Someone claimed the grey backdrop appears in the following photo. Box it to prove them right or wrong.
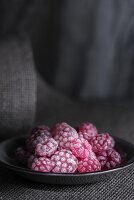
[31,0,134,99]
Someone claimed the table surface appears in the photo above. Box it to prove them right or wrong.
[0,165,133,200]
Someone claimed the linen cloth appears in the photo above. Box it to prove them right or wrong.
[0,35,36,138]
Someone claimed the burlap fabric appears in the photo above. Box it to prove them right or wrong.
[0,35,36,138]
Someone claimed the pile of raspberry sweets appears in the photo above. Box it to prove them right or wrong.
[16,122,122,173]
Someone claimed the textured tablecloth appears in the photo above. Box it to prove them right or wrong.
[0,78,134,200]
[0,164,133,200]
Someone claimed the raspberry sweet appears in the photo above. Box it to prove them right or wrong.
[70,138,92,159]
[35,138,58,157]
[31,125,50,135]
[78,122,98,140]
[78,157,101,173]
[89,133,115,153]
[15,121,122,173]
[31,157,52,172]
[25,129,51,153]
[16,147,31,165]
[51,150,78,173]
[96,149,121,170]
[109,135,115,148]
[51,122,70,136]
[54,124,78,150]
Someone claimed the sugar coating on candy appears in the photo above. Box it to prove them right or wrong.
[15,122,122,174]
[78,157,101,173]
[51,150,78,173]
[70,138,92,159]
[96,148,121,170]
[89,133,115,153]
[25,130,51,153]
[31,157,52,172]
[78,122,98,141]
[51,122,70,137]
[109,135,115,148]
[31,125,50,135]
[31,129,51,139]
[54,124,78,150]
[35,138,58,157]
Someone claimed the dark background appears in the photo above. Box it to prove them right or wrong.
[1,0,134,100]
[31,0,134,100]
[0,0,134,139]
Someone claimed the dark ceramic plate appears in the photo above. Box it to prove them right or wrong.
[0,136,134,185]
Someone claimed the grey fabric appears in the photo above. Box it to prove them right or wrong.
[0,0,38,36]
[0,35,36,138]
[32,0,134,99]
[0,0,38,138]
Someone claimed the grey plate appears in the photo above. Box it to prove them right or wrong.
[0,136,134,185]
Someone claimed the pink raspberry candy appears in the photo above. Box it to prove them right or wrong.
[54,123,78,150]
[16,147,31,165]
[96,149,121,170]
[70,138,92,159]
[31,125,50,135]
[51,122,70,137]
[31,157,52,172]
[79,122,98,140]
[51,150,78,173]
[89,133,115,153]
[78,157,101,173]
[25,129,51,153]
[109,136,115,148]
[35,138,58,157]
